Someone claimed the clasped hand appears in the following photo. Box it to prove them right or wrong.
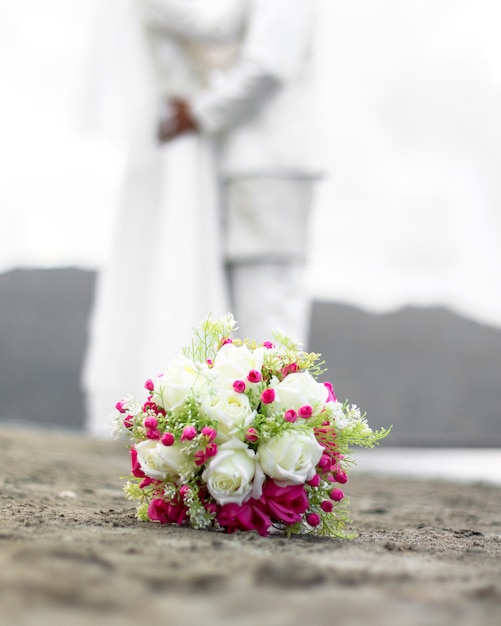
[157,98,198,143]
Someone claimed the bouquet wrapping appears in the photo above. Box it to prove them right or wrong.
[114,315,390,537]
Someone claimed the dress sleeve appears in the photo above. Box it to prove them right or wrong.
[140,0,245,44]
[142,0,316,135]
[192,0,315,135]
[191,60,280,135]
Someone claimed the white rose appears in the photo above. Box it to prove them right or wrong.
[202,439,263,506]
[135,439,185,481]
[257,430,323,485]
[273,372,329,413]
[212,343,266,382]
[153,356,209,412]
[201,390,255,443]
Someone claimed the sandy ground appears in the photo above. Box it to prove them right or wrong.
[1,427,500,626]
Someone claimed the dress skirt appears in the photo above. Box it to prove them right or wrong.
[82,133,228,437]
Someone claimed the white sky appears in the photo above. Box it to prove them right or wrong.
[1,0,501,328]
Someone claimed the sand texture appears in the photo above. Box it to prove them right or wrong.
[1,427,500,626]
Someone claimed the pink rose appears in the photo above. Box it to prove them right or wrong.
[260,480,309,525]
[115,400,126,414]
[130,447,145,478]
[217,501,271,537]
[144,379,155,392]
[139,477,157,489]
[148,498,188,526]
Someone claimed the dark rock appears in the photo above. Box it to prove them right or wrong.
[1,268,501,446]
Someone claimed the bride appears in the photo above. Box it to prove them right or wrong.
[82,0,232,437]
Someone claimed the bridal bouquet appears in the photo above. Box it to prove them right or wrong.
[114,315,390,537]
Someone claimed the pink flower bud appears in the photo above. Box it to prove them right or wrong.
[205,442,218,457]
[123,415,134,429]
[306,513,321,527]
[181,425,197,441]
[247,369,262,383]
[147,428,161,440]
[115,400,126,414]
[329,488,344,502]
[201,426,217,441]
[284,409,298,423]
[207,359,213,367]
[320,500,333,512]
[333,469,348,484]
[205,502,218,515]
[194,450,207,466]
[233,379,246,393]
[306,474,320,487]
[179,485,191,498]
[261,388,275,404]
[298,405,313,419]
[324,381,337,402]
[144,379,155,392]
[220,337,233,346]
[281,362,299,377]
[144,416,158,429]
[318,453,331,472]
[161,432,175,446]
[262,341,274,349]
[245,428,259,443]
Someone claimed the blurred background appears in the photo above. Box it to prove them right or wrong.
[1,1,500,464]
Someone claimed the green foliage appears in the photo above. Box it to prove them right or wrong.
[182,313,237,363]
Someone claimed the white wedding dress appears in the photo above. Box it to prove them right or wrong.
[82,0,228,437]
